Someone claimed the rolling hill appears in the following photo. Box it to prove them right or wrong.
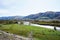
[0,16,24,20]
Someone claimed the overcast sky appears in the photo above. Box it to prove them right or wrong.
[0,0,60,17]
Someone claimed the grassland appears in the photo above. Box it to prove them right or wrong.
[0,24,60,40]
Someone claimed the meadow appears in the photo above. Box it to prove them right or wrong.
[0,24,60,40]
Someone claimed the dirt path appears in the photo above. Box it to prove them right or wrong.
[0,30,30,40]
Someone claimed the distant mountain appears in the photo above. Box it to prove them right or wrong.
[0,11,60,21]
[0,16,24,20]
[23,11,60,21]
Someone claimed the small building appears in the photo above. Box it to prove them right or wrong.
[18,22,21,24]
[23,21,30,25]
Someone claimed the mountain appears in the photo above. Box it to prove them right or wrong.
[23,11,60,21]
[0,16,24,20]
[0,11,60,21]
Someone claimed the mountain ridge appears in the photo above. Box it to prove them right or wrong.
[23,11,60,21]
[0,11,60,21]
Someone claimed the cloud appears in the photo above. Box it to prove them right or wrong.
[0,0,60,17]
[0,9,9,13]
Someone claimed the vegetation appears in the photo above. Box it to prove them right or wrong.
[0,24,60,40]
[0,20,17,24]
[31,20,60,27]
[0,24,3,27]
[0,20,60,26]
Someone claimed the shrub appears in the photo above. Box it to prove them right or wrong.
[0,24,3,27]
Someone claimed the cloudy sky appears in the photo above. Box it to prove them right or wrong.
[0,0,60,17]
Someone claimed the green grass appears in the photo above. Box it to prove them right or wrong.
[0,24,60,40]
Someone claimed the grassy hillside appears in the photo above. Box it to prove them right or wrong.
[0,24,60,40]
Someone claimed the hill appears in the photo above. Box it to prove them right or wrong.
[23,11,60,21]
[0,16,24,20]
[0,11,60,21]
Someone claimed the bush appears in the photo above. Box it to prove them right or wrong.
[0,24,3,27]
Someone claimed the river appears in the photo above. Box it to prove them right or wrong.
[30,23,60,31]
[23,22,60,31]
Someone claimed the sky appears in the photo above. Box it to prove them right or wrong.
[0,0,60,17]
